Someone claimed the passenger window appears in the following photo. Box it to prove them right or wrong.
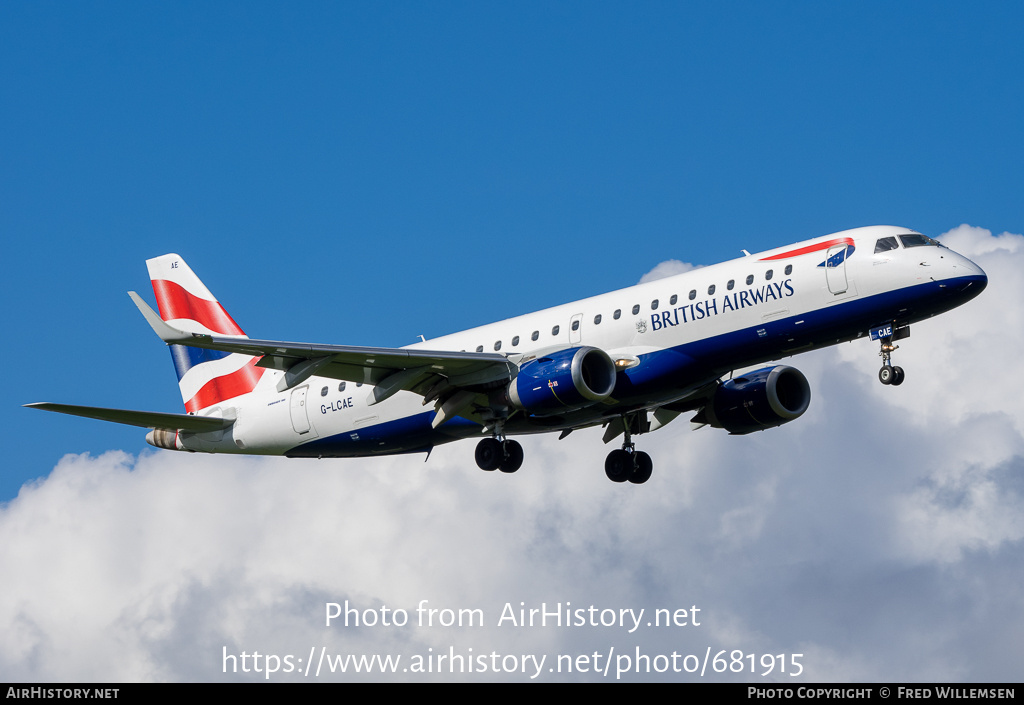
[594,314,602,325]
[476,345,483,352]
[552,325,560,336]
[512,336,519,346]
[727,280,734,290]
[531,331,539,341]
[651,299,659,310]
[571,320,579,331]
[784,264,792,275]
[746,275,754,285]
[338,382,346,392]
[875,236,899,253]
[670,294,678,305]
[765,270,773,281]
[708,284,716,296]
[321,386,328,397]
[688,290,696,300]
[494,341,501,351]
[613,309,621,320]
[632,304,640,315]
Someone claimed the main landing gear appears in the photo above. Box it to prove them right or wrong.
[604,424,653,485]
[473,413,655,484]
[878,337,905,386]
[475,437,524,473]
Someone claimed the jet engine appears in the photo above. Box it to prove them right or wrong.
[703,365,811,435]
[146,428,188,451]
[507,346,617,416]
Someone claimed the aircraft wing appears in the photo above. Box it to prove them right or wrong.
[24,402,234,432]
[128,292,518,412]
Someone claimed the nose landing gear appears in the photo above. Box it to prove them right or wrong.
[878,361,905,386]
[874,323,909,386]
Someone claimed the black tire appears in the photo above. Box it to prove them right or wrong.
[629,451,653,484]
[605,449,633,483]
[475,438,503,471]
[499,440,524,473]
[878,365,894,385]
[891,366,905,386]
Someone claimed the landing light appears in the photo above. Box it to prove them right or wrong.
[615,357,639,369]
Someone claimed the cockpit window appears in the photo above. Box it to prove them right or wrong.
[899,233,943,248]
[874,236,899,253]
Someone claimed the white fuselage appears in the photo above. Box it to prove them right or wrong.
[179,226,986,457]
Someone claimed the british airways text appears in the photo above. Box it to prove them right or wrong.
[650,279,795,331]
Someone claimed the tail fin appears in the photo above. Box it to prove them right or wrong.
[146,254,266,413]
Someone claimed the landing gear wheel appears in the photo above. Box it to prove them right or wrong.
[499,440,524,473]
[878,365,894,385]
[629,451,653,484]
[475,437,503,471]
[877,329,906,387]
[605,449,633,483]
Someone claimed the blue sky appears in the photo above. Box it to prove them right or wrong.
[4,2,1022,496]
[2,3,1023,682]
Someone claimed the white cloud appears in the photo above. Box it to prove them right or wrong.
[2,226,1023,682]
[639,259,699,283]
[831,225,1024,564]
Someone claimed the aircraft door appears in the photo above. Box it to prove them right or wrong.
[570,313,583,345]
[289,385,315,436]
[825,245,849,295]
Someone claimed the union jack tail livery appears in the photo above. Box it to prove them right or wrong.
[146,254,265,413]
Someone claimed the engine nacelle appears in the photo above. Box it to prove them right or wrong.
[508,346,617,416]
[705,365,811,435]
[146,428,189,451]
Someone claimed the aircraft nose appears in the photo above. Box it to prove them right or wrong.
[950,255,987,301]
[974,264,988,292]
[961,256,987,288]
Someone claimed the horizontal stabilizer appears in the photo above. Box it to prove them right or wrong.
[25,403,234,433]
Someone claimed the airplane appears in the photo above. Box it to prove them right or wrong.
[27,225,987,484]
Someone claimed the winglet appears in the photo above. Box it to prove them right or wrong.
[128,291,202,345]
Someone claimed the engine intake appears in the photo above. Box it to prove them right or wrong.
[705,365,811,435]
[508,346,617,416]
